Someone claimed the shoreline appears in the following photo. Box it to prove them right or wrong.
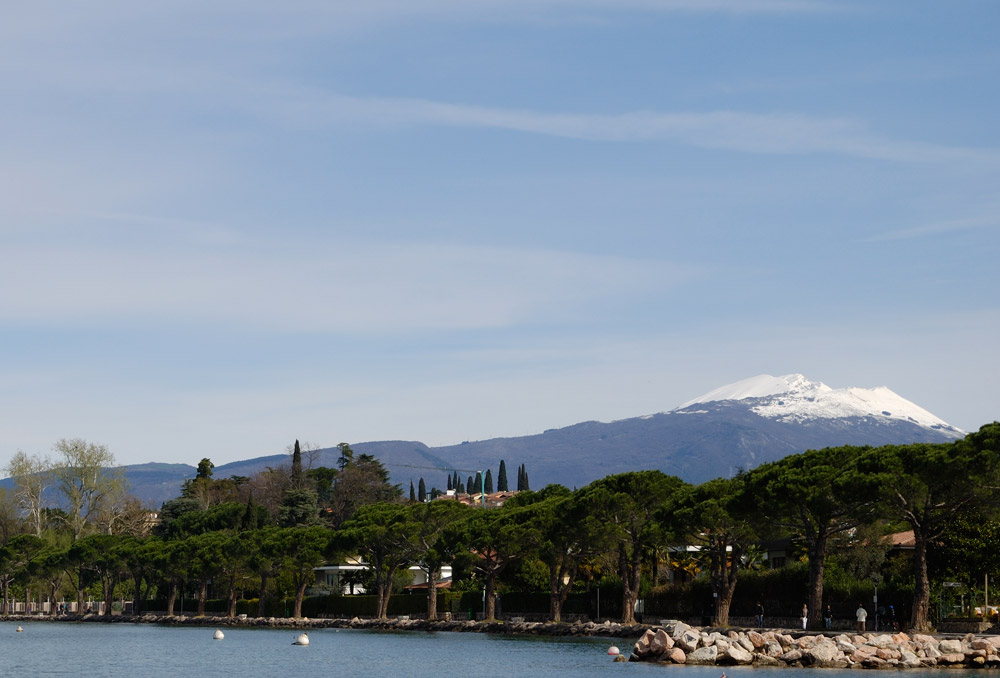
[0,612,646,638]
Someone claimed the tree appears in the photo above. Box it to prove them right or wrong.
[336,442,355,471]
[485,469,494,494]
[442,503,531,621]
[418,478,427,503]
[743,445,880,629]
[409,481,416,503]
[497,460,508,492]
[669,476,757,626]
[5,450,53,537]
[859,424,1000,631]
[0,534,44,614]
[52,438,125,541]
[325,454,401,527]
[278,489,319,528]
[196,458,214,480]
[508,485,611,621]
[340,503,420,619]
[581,470,685,624]
[409,500,470,619]
[291,440,304,489]
[68,534,128,616]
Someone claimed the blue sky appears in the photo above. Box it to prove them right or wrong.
[2,0,997,469]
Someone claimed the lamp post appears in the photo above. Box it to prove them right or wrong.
[872,575,880,632]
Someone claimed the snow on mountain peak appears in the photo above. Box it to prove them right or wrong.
[676,373,963,435]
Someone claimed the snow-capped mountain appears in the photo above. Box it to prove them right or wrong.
[676,373,964,437]
[49,373,969,505]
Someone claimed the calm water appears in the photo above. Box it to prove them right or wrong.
[0,621,985,678]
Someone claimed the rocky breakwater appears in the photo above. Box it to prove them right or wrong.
[630,620,1000,669]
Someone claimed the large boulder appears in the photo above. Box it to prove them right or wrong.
[900,650,922,668]
[676,629,701,653]
[632,630,655,659]
[747,630,766,649]
[687,646,719,665]
[805,640,841,666]
[939,638,964,654]
[780,649,804,664]
[651,629,673,654]
[938,653,967,665]
[764,640,784,658]
[670,621,692,640]
[720,643,754,665]
[667,647,687,664]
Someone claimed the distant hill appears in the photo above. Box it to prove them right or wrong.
[3,374,967,507]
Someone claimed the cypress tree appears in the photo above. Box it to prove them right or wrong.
[523,468,530,491]
[457,477,465,494]
[497,460,508,492]
[409,480,416,503]
[474,472,482,494]
[485,469,494,494]
[418,477,427,502]
[447,474,453,491]
[291,439,303,487]
[467,476,474,495]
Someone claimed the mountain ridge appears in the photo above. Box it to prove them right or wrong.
[1,374,967,507]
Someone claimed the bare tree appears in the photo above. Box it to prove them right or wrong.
[5,450,53,537]
[52,438,125,540]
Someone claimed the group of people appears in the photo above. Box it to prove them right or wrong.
[751,601,897,632]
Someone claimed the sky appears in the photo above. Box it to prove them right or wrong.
[2,0,998,470]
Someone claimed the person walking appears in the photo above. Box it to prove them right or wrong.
[856,603,867,633]
[824,605,833,630]
[755,601,764,628]
[801,603,808,630]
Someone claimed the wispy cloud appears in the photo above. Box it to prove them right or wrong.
[0,238,697,333]
[255,87,996,163]
[864,215,1000,242]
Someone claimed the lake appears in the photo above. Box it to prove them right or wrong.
[0,621,984,678]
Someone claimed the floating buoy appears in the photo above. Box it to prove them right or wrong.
[213,629,224,640]
[607,646,620,656]
[293,632,309,646]
[16,626,23,633]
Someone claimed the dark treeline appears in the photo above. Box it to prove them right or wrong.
[1,425,998,631]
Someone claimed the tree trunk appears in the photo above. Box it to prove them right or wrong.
[426,569,438,620]
[378,566,397,619]
[485,571,497,620]
[911,528,932,631]
[806,532,828,630]
[166,582,178,616]
[227,580,238,618]
[197,580,208,616]
[619,541,641,624]
[257,575,269,617]
[294,578,307,618]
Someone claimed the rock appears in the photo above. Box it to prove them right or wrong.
[805,641,841,666]
[971,639,994,652]
[737,634,754,653]
[676,629,700,653]
[764,640,784,658]
[875,647,901,661]
[687,646,719,665]
[721,643,754,665]
[651,629,672,654]
[632,630,654,658]
[861,655,886,668]
[754,654,781,666]
[939,638,963,654]
[912,633,937,646]
[667,647,687,664]
[747,630,766,649]
[670,621,692,640]
[938,653,967,665]
[836,638,857,654]
[870,634,894,649]
[613,654,628,662]
[780,649,804,664]
[900,650,922,668]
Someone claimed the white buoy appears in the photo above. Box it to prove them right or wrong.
[213,629,224,640]
[607,646,620,656]
[293,632,310,646]
[16,626,23,633]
